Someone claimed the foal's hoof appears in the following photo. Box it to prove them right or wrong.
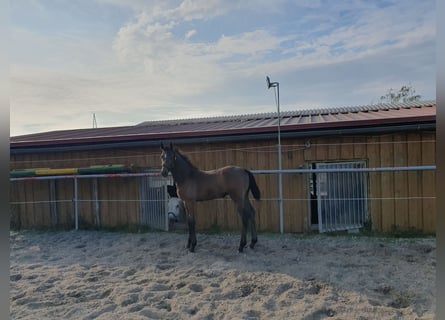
[189,242,196,253]
[249,238,257,249]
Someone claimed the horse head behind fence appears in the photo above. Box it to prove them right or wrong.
[167,197,185,227]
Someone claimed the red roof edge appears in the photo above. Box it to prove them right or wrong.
[10,112,435,149]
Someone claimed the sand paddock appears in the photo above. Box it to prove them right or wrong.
[10,230,435,319]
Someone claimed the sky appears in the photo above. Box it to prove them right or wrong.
[9,0,436,137]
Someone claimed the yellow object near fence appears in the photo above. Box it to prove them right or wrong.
[34,168,79,176]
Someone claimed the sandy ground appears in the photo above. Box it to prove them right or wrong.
[10,230,435,320]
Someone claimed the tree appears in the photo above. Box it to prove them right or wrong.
[380,84,421,103]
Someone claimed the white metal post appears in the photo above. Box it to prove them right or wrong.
[276,83,284,234]
[266,76,284,234]
[74,177,78,230]
[93,178,100,226]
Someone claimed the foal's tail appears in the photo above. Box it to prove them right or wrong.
[245,170,261,200]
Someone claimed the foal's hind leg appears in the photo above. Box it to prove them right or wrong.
[239,210,249,253]
[247,201,258,249]
[232,194,252,252]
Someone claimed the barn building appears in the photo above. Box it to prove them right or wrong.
[10,100,436,234]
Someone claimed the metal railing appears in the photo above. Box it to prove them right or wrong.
[10,165,436,232]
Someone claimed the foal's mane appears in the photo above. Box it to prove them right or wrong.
[174,148,199,171]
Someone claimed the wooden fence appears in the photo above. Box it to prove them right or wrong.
[10,131,436,233]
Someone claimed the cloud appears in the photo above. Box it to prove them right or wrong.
[213,30,285,56]
[31,0,433,81]
[95,0,158,12]
[185,29,197,39]
[111,4,293,99]
[111,1,299,99]
[173,0,232,21]
[9,0,435,136]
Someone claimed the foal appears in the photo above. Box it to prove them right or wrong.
[160,143,261,252]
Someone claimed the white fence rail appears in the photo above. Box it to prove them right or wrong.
[10,166,436,232]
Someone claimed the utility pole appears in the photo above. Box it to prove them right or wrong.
[92,113,98,128]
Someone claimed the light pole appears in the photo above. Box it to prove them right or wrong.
[266,76,284,234]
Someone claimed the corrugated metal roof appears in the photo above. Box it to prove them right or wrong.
[10,100,436,149]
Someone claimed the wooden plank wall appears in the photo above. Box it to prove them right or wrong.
[301,131,436,233]
[10,130,436,233]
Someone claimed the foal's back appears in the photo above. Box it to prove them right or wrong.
[189,166,248,200]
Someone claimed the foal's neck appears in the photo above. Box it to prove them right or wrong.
[171,152,199,184]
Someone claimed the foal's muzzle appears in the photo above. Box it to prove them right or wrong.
[161,166,169,177]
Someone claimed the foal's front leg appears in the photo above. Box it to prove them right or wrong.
[187,215,197,252]
[184,201,197,252]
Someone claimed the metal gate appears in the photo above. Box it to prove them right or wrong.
[139,175,171,231]
[315,161,368,233]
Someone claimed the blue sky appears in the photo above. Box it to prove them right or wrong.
[10,0,436,136]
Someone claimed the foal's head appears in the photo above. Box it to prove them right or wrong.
[160,143,176,177]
